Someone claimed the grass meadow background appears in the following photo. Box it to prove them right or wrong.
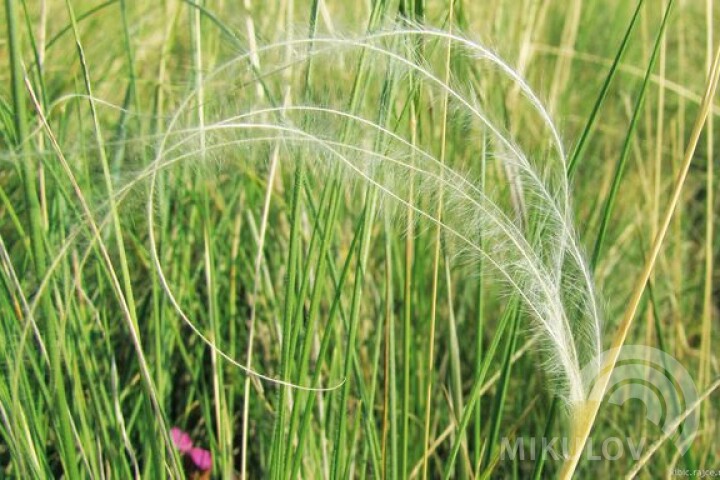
[1,0,719,478]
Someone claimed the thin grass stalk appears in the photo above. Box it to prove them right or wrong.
[385,211,399,480]
[289,216,363,479]
[591,0,674,267]
[23,73,184,479]
[240,138,282,480]
[330,189,379,478]
[473,128,488,468]
[272,155,304,479]
[282,2,345,466]
[698,0,714,421]
[402,88,417,480]
[4,1,79,477]
[444,258,471,475]
[19,0,50,111]
[422,5,453,478]
[65,0,171,471]
[626,379,720,479]
[284,180,339,460]
[325,9,398,476]
[480,303,519,472]
[363,278,388,479]
[399,6,424,478]
[567,0,644,177]
[441,299,518,479]
[330,34,401,477]
[149,0,176,454]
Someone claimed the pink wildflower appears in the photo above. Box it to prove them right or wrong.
[170,427,212,473]
[170,427,193,454]
[189,447,212,471]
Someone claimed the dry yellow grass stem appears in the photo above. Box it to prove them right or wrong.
[559,40,720,480]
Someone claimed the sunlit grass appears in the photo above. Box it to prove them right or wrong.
[1,1,718,478]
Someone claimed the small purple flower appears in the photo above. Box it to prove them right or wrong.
[189,447,212,471]
[169,426,212,473]
[170,427,193,454]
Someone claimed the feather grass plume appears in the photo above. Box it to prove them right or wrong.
[26,23,604,434]
[141,25,603,406]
